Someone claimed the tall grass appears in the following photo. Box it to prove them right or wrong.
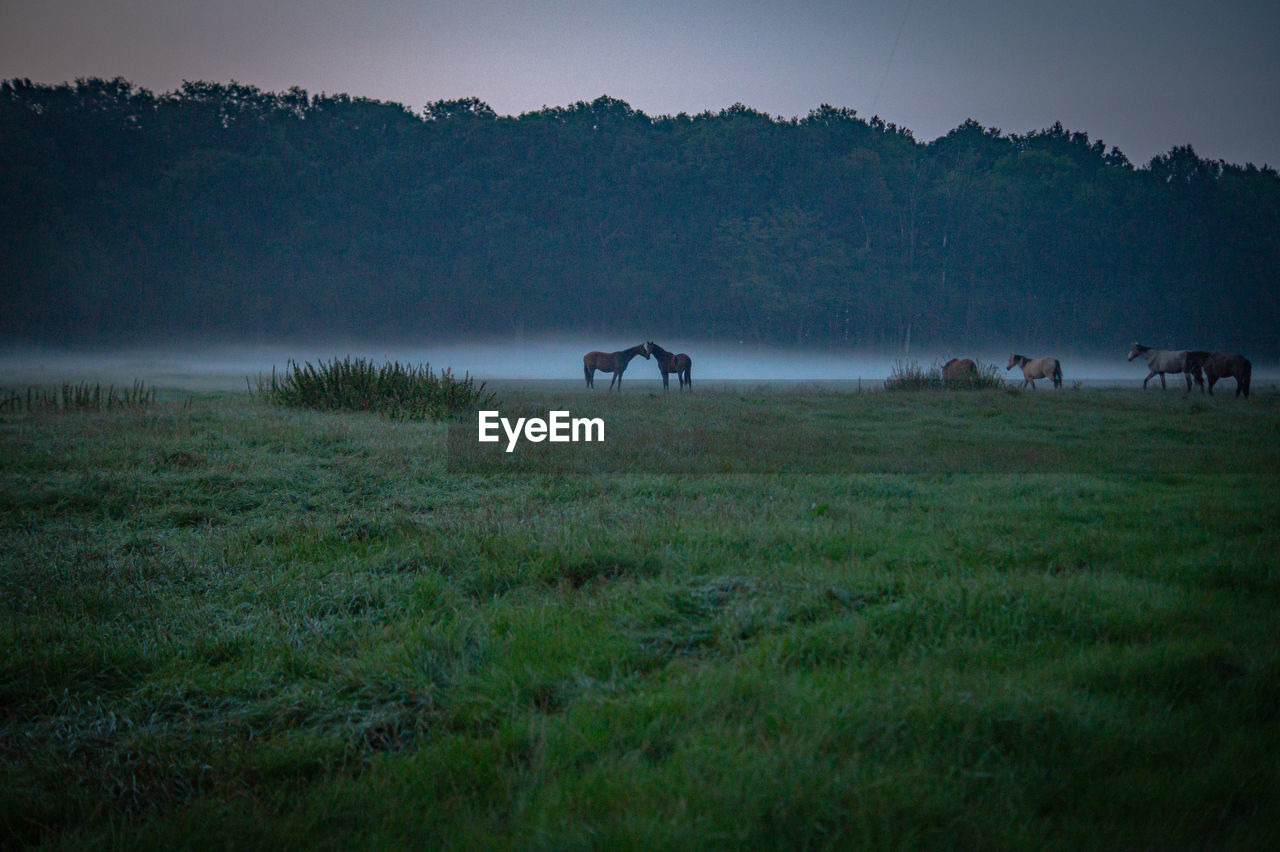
[260,357,494,420]
[2,386,1277,848]
[0,380,155,413]
[884,359,940,390]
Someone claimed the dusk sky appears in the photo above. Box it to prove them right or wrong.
[2,0,1277,167]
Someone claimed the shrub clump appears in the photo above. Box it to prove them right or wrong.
[263,357,495,420]
[884,360,1004,391]
[884,359,940,391]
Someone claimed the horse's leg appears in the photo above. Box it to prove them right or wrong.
[1159,373,1167,390]
[662,370,669,391]
[1143,370,1155,389]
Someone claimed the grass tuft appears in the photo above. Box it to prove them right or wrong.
[0,380,156,413]
[259,357,495,421]
[884,359,941,391]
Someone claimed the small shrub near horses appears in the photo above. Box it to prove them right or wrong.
[885,360,1004,391]
[885,360,941,391]
[262,357,494,420]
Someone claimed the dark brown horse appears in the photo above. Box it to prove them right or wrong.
[583,343,649,390]
[942,358,977,384]
[646,341,692,390]
[1204,352,1252,398]
[1183,350,1211,393]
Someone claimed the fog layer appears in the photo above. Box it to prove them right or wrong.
[5,340,1272,391]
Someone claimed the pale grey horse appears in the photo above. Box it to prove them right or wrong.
[1006,354,1062,389]
[1127,342,1201,391]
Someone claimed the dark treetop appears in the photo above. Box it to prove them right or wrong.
[3,78,1277,356]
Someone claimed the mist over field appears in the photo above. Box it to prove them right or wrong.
[3,339,1272,391]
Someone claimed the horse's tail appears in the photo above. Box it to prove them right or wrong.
[583,362,591,386]
[1242,359,1252,398]
[1053,360,1063,388]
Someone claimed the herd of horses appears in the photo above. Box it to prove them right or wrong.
[580,341,1254,398]
[1126,343,1252,397]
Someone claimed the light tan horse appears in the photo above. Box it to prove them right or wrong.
[942,358,977,384]
[1006,354,1062,389]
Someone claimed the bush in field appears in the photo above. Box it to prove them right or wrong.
[262,357,495,420]
[884,360,941,391]
[884,360,1005,391]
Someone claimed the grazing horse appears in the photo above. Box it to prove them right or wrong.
[1127,342,1200,391]
[583,343,650,390]
[1204,352,1252,398]
[1006,354,1062,389]
[942,358,977,384]
[646,341,692,391]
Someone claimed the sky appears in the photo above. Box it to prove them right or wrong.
[1,0,1278,167]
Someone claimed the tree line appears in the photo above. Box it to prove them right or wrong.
[2,76,1277,357]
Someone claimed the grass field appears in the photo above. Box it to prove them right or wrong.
[2,381,1278,849]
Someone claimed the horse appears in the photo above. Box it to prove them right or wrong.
[1184,350,1212,393]
[1204,352,1252,398]
[583,343,650,390]
[646,341,692,390]
[1127,342,1201,391]
[1006,354,1062,389]
[942,358,977,384]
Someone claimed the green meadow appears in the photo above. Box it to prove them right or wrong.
[2,381,1278,849]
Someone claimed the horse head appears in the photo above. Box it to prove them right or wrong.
[1127,342,1147,362]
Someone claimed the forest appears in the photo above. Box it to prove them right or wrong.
[1,76,1277,357]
